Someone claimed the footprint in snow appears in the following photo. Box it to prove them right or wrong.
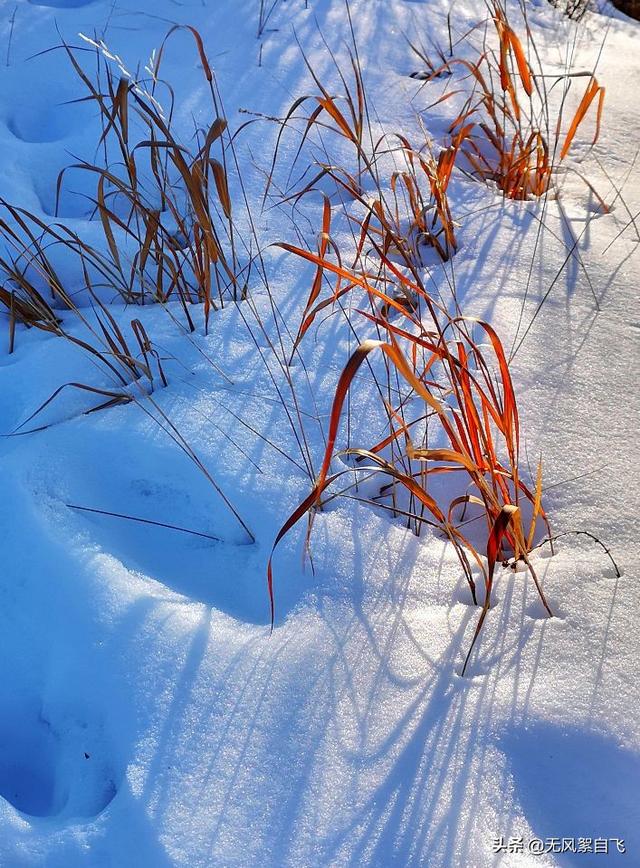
[499,722,640,862]
[31,424,308,625]
[0,700,119,819]
[6,94,87,144]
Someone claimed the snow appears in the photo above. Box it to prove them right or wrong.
[0,0,638,865]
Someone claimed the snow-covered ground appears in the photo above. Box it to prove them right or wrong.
[0,0,638,865]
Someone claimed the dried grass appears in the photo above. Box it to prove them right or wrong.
[424,1,606,203]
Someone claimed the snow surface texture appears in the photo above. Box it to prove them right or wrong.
[0,0,638,866]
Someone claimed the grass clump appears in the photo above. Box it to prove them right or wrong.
[261,27,458,266]
[269,209,553,673]
[0,25,247,350]
[261,8,573,671]
[421,1,606,203]
[0,27,256,542]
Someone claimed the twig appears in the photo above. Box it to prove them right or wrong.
[532,530,621,578]
[6,5,17,68]
[66,503,223,543]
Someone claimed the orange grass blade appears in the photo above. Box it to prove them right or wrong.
[211,159,232,218]
[507,28,533,97]
[317,96,356,142]
[526,458,543,550]
[560,77,603,160]
[406,447,477,474]
[461,504,519,675]
[487,504,519,583]
[290,196,332,355]
[267,471,342,627]
[447,494,484,524]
